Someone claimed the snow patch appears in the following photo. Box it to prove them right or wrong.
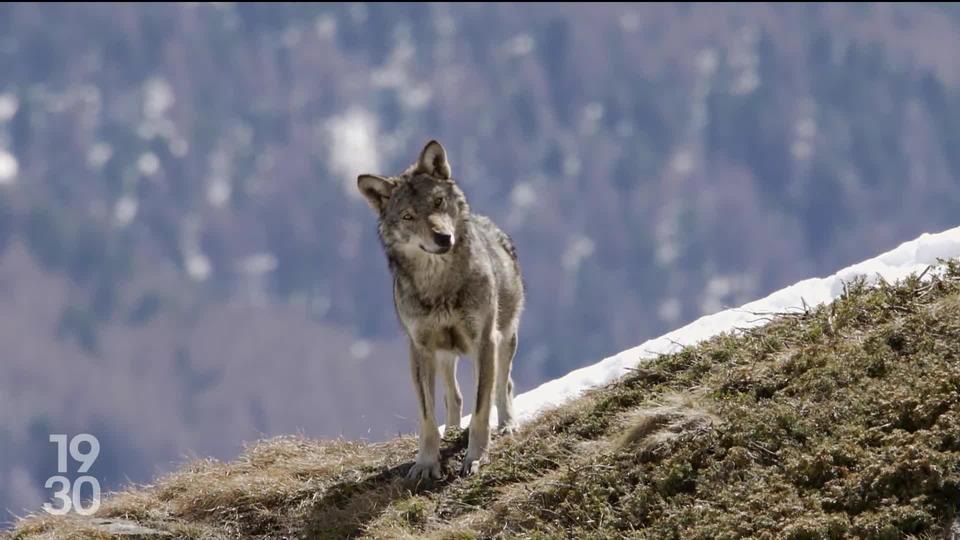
[88,142,113,169]
[113,196,138,227]
[138,152,160,176]
[325,108,381,199]
[0,93,19,122]
[0,150,18,185]
[143,77,174,120]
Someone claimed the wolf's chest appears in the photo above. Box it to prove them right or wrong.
[395,289,466,328]
[393,272,465,316]
[400,311,474,356]
[419,323,472,355]
[395,286,474,355]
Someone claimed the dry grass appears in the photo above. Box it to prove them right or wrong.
[11,261,960,539]
[616,392,718,458]
[13,437,422,539]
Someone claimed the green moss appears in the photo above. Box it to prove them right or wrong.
[394,498,429,530]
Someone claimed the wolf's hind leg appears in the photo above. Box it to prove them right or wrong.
[463,324,497,476]
[437,351,462,431]
[495,331,518,434]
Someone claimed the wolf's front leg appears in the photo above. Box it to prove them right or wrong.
[407,342,442,482]
[462,326,498,476]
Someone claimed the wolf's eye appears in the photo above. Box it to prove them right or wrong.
[402,212,414,221]
[434,197,444,208]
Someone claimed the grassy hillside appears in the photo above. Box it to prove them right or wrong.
[10,261,960,539]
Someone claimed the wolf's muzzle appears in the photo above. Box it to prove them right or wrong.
[433,232,453,250]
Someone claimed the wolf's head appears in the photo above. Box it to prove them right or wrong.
[357,140,468,256]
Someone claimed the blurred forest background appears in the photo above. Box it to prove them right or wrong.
[3,3,960,520]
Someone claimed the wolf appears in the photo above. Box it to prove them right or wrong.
[357,140,524,479]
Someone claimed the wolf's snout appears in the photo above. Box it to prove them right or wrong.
[433,232,453,249]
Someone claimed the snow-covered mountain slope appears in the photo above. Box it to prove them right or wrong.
[460,225,960,429]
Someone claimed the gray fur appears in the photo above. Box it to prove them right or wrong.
[357,140,525,480]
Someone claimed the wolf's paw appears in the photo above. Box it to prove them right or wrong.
[406,459,442,483]
[497,423,517,436]
[460,455,482,477]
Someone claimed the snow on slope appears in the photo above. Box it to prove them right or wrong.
[458,225,960,430]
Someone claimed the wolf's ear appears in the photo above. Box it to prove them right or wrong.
[416,140,452,180]
[357,174,397,214]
